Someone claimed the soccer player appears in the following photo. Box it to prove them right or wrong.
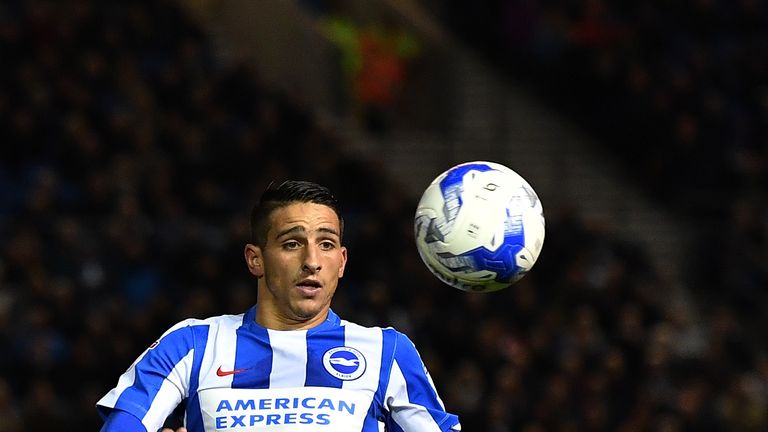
[97,180,461,432]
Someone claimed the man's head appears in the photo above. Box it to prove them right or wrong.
[250,180,344,248]
[245,180,347,330]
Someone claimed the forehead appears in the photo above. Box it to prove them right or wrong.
[268,202,341,233]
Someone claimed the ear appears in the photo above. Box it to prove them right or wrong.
[338,246,348,278]
[244,243,264,278]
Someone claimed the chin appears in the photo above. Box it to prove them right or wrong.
[294,299,330,318]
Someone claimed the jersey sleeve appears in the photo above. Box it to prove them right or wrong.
[383,332,461,431]
[97,319,204,432]
[100,409,147,432]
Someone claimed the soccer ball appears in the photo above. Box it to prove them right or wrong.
[414,161,545,293]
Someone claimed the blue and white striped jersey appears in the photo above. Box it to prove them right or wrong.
[97,306,461,432]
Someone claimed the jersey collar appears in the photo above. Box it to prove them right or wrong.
[243,305,341,333]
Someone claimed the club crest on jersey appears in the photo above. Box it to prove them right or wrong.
[322,346,366,381]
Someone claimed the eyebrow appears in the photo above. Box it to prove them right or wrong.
[275,226,340,239]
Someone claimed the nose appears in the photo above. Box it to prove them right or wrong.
[302,245,322,274]
[302,262,321,273]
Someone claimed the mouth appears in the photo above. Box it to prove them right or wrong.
[296,278,322,295]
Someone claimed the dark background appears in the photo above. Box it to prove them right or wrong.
[0,0,766,431]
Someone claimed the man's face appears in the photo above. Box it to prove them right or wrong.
[247,202,347,329]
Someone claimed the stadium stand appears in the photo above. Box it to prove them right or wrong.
[0,0,765,430]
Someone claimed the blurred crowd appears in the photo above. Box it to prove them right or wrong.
[432,0,768,314]
[1,0,767,431]
[435,0,767,214]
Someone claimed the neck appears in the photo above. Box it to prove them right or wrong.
[254,303,329,331]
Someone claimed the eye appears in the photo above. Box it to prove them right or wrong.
[283,240,302,250]
[319,240,336,251]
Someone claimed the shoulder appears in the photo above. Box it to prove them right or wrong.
[339,319,407,339]
[167,313,245,332]
[339,320,420,357]
[196,313,246,329]
[153,313,245,346]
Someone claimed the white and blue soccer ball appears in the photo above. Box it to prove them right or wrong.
[414,161,545,293]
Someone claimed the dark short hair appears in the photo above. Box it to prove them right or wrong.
[249,180,344,247]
